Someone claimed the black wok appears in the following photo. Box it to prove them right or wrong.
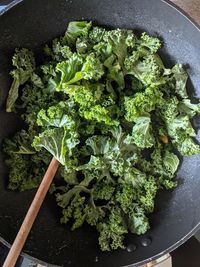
[0,0,200,266]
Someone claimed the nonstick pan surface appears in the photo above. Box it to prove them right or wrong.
[0,0,200,266]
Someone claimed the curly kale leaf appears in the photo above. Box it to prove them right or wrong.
[175,137,200,156]
[125,54,164,86]
[163,150,179,176]
[60,194,86,230]
[103,29,129,66]
[172,64,188,98]
[32,127,79,165]
[45,38,73,61]
[84,204,106,226]
[82,105,119,126]
[150,147,179,188]
[125,116,155,148]
[4,21,200,253]
[160,97,200,155]
[104,54,125,88]
[3,131,50,191]
[63,82,103,108]
[54,53,104,91]
[36,101,78,128]
[124,86,163,121]
[178,99,200,117]
[97,207,128,251]
[6,48,35,112]
[115,179,151,234]
[65,21,92,46]
[85,135,114,155]
[139,32,161,53]
[93,179,115,201]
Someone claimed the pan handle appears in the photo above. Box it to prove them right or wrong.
[0,0,23,15]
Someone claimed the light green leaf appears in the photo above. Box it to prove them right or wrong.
[32,127,79,165]
[172,64,188,98]
[163,151,179,175]
[126,116,155,148]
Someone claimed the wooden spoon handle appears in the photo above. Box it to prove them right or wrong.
[3,157,59,267]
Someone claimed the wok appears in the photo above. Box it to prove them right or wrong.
[0,0,200,266]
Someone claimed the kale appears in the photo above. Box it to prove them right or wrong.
[3,21,200,251]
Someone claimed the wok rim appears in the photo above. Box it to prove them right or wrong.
[0,0,23,16]
[0,0,200,266]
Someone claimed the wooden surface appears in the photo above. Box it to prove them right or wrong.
[171,0,200,25]
[172,237,200,267]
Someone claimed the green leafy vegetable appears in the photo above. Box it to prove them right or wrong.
[32,127,79,165]
[125,116,155,148]
[6,48,35,112]
[172,64,188,98]
[3,21,200,252]
[65,21,92,46]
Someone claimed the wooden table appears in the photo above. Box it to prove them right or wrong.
[172,0,200,25]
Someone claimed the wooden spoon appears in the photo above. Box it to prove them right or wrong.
[3,157,59,267]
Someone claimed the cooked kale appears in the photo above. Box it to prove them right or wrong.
[4,21,200,251]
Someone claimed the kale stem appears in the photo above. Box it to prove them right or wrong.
[89,189,96,209]
[74,185,91,194]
